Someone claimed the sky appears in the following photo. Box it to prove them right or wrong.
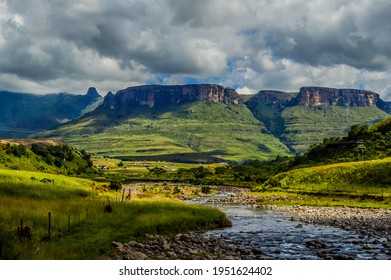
[1,0,391,99]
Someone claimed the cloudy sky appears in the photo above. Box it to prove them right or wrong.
[1,0,391,99]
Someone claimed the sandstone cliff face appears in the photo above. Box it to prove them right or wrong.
[293,87,379,107]
[103,84,243,111]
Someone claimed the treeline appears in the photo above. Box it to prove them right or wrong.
[143,158,290,186]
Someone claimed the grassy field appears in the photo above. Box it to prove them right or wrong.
[40,101,291,162]
[253,158,391,208]
[94,157,226,180]
[0,169,230,260]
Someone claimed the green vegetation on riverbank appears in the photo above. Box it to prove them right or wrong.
[252,158,391,208]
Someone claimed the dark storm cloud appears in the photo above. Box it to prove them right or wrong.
[0,0,391,96]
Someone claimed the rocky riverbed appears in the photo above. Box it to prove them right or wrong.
[268,205,391,239]
[110,185,391,260]
[109,233,268,260]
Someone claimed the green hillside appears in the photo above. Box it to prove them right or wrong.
[246,88,390,154]
[39,102,292,162]
[252,158,391,208]
[292,116,391,166]
[281,106,388,153]
[0,140,96,176]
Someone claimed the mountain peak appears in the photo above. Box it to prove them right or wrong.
[86,87,100,98]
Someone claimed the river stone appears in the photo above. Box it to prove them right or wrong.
[188,249,198,255]
[252,248,263,255]
[166,251,177,258]
[132,251,148,260]
[363,245,373,250]
[111,241,123,249]
[180,233,191,241]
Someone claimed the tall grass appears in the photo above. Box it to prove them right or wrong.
[255,158,391,207]
[0,169,230,259]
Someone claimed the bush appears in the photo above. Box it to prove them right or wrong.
[109,181,122,191]
[268,177,281,187]
[201,186,211,194]
[40,178,53,183]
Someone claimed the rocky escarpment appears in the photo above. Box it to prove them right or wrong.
[103,84,243,111]
[293,87,379,107]
[246,90,295,109]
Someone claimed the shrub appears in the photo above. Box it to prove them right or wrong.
[40,178,53,183]
[109,181,122,191]
[201,186,211,194]
[268,177,281,187]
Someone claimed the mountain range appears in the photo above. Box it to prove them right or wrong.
[0,84,390,162]
[0,87,103,138]
[25,84,388,162]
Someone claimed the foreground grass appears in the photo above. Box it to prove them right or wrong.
[0,169,230,260]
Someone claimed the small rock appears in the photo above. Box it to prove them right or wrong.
[112,241,123,249]
[133,251,148,260]
[363,245,373,250]
[166,251,177,258]
[180,233,191,241]
[251,248,263,255]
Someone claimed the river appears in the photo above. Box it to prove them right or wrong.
[192,193,390,260]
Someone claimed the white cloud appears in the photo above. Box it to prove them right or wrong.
[236,87,257,95]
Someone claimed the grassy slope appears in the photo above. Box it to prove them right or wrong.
[248,103,286,137]
[253,158,391,208]
[281,106,390,153]
[0,142,95,176]
[0,170,229,259]
[41,102,292,162]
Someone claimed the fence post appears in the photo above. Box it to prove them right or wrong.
[20,219,23,242]
[68,215,71,234]
[122,188,125,202]
[48,212,51,240]
[128,189,131,200]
